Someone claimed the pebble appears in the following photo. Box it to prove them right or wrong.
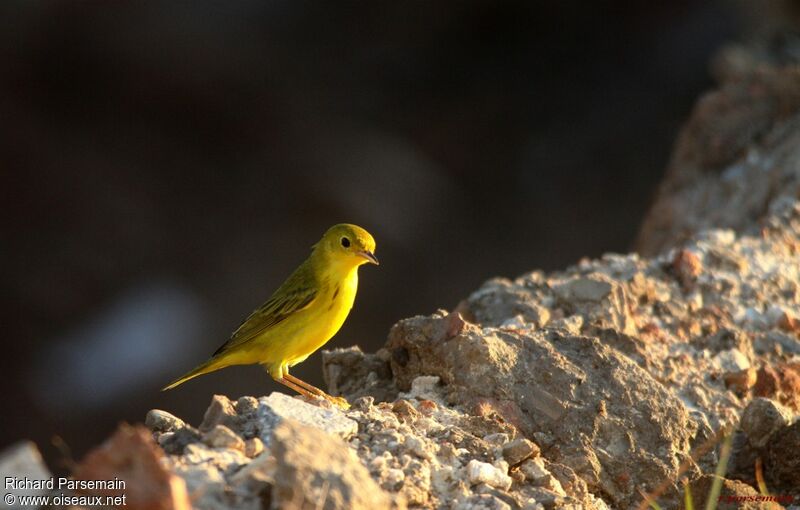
[236,396,259,414]
[404,376,442,400]
[243,437,264,458]
[466,459,512,491]
[203,425,245,452]
[158,426,202,455]
[519,457,549,482]
[723,367,757,394]
[548,315,584,335]
[257,392,358,445]
[385,468,405,486]
[502,437,540,466]
[483,433,510,446]
[455,494,512,510]
[553,276,613,302]
[145,409,186,433]
[199,395,237,432]
[392,399,420,421]
[740,397,792,448]
[713,348,751,372]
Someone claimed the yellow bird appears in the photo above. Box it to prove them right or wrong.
[163,223,378,408]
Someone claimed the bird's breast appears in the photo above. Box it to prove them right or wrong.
[320,270,359,333]
[284,269,359,366]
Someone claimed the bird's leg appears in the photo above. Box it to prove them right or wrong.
[275,376,320,402]
[284,373,350,410]
[283,373,326,396]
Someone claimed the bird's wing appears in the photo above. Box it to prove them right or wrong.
[213,265,318,357]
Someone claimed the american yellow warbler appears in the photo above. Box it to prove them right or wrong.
[163,223,378,408]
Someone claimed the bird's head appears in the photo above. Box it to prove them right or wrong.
[316,223,378,267]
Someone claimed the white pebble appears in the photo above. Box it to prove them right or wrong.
[466,459,512,490]
[385,468,405,486]
[714,348,751,372]
[404,436,431,460]
[483,433,510,446]
[520,457,549,481]
[369,454,388,471]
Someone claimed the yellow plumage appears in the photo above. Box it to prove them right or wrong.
[162,223,378,408]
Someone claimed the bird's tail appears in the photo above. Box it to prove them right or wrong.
[161,357,229,391]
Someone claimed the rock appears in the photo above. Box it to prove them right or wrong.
[202,424,245,452]
[392,399,420,422]
[672,248,703,286]
[322,346,398,403]
[229,449,275,491]
[518,457,566,497]
[756,331,800,356]
[256,392,358,445]
[764,420,800,491]
[199,395,238,432]
[726,430,760,487]
[198,394,262,440]
[243,437,264,458]
[386,312,696,508]
[346,390,549,508]
[236,396,259,414]
[519,457,549,482]
[194,393,265,446]
[723,367,757,395]
[740,397,792,448]
[701,329,755,362]
[402,375,442,401]
[713,348,751,372]
[171,441,255,509]
[551,274,638,336]
[754,365,781,399]
[465,278,551,328]
[146,409,186,433]
[547,462,591,503]
[679,474,783,510]
[553,276,614,302]
[455,494,513,510]
[777,308,800,332]
[466,459,512,491]
[519,486,565,510]
[753,362,800,411]
[73,423,192,510]
[0,442,52,507]
[636,59,800,256]
[270,418,400,510]
[547,315,583,335]
[180,441,249,475]
[158,426,201,455]
[502,437,540,466]
[384,468,405,489]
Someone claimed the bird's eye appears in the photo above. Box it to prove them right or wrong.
[340,237,350,248]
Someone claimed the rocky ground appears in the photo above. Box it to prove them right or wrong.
[4,31,800,510]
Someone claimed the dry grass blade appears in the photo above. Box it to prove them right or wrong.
[755,456,769,496]
[684,478,695,510]
[638,488,664,510]
[635,424,734,510]
[703,432,733,510]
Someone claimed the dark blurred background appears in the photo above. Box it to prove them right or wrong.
[0,0,761,468]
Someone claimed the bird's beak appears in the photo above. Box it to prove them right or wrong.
[358,250,379,265]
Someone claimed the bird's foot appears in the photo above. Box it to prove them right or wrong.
[280,373,350,410]
[298,392,350,410]
[323,394,351,410]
